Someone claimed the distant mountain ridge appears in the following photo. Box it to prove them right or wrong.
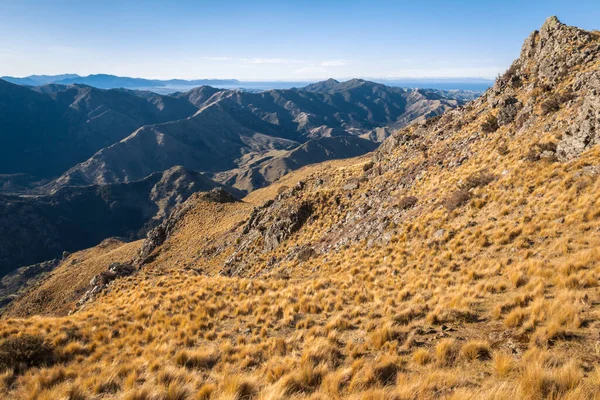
[0,79,201,179]
[0,77,472,193]
[1,74,240,89]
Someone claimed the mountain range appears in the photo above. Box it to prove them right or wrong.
[2,16,600,399]
[0,77,476,277]
[0,78,472,194]
[0,73,240,89]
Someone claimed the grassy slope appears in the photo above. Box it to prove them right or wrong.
[2,20,600,400]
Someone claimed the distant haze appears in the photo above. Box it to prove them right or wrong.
[0,74,493,94]
[1,1,599,80]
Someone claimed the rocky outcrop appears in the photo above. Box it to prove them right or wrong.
[222,183,314,276]
[74,262,136,310]
[556,73,600,160]
[492,16,600,160]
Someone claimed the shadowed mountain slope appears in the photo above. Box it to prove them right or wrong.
[50,80,460,191]
[0,166,242,277]
[0,81,201,179]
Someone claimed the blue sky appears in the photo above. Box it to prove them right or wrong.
[1,0,599,80]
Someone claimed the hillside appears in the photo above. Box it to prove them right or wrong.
[214,136,379,192]
[0,81,200,181]
[2,16,599,400]
[0,167,242,278]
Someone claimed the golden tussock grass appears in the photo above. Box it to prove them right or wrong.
[2,31,600,399]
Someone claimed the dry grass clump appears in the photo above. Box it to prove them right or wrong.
[435,339,460,367]
[412,348,432,366]
[460,340,491,361]
[519,360,584,399]
[481,114,499,133]
[175,348,220,370]
[442,189,471,211]
[397,196,418,210]
[492,351,516,378]
[369,324,404,350]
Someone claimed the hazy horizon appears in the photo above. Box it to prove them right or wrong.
[1,1,599,80]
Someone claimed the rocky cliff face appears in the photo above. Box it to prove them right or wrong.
[492,16,600,161]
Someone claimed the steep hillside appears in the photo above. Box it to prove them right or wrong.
[215,136,378,192]
[0,81,200,181]
[2,238,141,317]
[0,166,242,277]
[2,16,598,400]
[1,238,140,317]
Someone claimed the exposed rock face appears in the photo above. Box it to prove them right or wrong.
[497,97,521,126]
[490,16,600,161]
[75,262,136,310]
[557,80,600,159]
[89,262,136,287]
[223,184,314,276]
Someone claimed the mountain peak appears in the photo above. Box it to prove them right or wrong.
[302,78,341,92]
[541,15,563,31]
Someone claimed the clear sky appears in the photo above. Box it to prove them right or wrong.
[1,0,599,81]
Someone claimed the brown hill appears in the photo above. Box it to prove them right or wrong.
[2,16,600,400]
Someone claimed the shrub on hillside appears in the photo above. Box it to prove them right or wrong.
[525,142,558,162]
[0,334,56,373]
[541,90,576,115]
[398,196,418,210]
[463,171,496,190]
[481,114,499,133]
[541,96,561,115]
[442,189,470,211]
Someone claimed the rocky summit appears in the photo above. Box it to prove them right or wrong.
[2,14,600,400]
